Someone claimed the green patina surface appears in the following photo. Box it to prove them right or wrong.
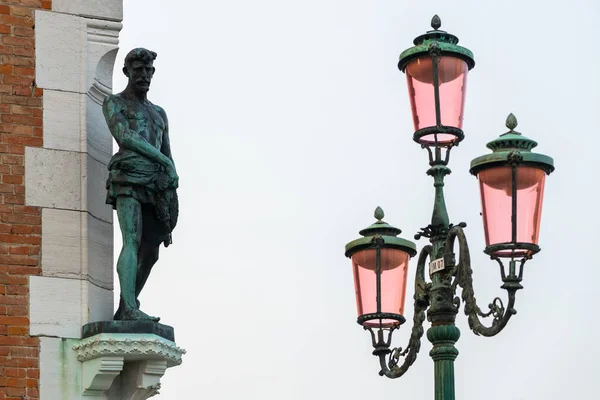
[345,207,417,258]
[428,165,451,230]
[103,48,179,322]
[57,338,81,398]
[398,41,475,71]
[82,320,175,342]
[470,113,555,176]
[428,326,460,400]
[398,15,475,71]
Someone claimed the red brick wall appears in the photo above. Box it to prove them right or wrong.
[0,1,51,399]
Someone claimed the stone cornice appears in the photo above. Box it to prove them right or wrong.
[72,333,186,367]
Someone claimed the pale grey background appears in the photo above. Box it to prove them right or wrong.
[112,1,599,398]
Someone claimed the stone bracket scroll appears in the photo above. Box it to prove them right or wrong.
[72,333,186,400]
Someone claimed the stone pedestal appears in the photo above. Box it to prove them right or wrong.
[73,322,185,400]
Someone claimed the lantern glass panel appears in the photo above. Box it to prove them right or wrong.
[351,247,409,327]
[406,56,468,145]
[478,166,546,257]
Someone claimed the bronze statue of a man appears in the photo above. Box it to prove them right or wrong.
[103,48,179,321]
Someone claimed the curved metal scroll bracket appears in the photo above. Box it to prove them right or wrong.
[378,245,432,378]
[445,226,524,337]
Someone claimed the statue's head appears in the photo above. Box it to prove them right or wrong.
[123,48,157,94]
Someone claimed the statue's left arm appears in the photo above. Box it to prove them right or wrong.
[158,107,176,172]
[157,107,178,191]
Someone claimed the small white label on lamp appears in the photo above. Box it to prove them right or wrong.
[429,258,445,275]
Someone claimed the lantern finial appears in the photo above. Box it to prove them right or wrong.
[374,206,384,221]
[431,15,441,30]
[505,113,518,131]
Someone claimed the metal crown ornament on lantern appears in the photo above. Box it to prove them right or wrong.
[343,16,554,400]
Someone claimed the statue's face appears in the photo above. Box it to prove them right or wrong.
[126,60,155,93]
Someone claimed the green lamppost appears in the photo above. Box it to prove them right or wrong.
[344,16,554,400]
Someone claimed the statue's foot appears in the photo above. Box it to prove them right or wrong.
[114,298,141,320]
[120,307,160,322]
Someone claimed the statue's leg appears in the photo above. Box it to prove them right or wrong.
[113,239,141,319]
[115,196,142,315]
[135,244,159,300]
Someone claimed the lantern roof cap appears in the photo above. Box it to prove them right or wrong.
[345,207,417,258]
[485,113,538,152]
[398,15,475,71]
[358,206,402,237]
[470,113,555,176]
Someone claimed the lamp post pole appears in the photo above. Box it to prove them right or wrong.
[425,161,458,400]
[427,204,459,400]
[344,15,554,400]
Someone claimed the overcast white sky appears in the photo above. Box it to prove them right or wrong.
[111,1,599,399]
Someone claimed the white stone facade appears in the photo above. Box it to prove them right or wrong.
[29,3,122,399]
[29,5,120,338]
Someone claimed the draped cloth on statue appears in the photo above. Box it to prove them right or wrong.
[106,151,179,246]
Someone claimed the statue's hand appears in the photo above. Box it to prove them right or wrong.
[166,164,179,189]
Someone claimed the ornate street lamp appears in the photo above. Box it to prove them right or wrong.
[344,16,554,400]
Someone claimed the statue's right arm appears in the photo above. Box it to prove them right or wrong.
[103,96,174,169]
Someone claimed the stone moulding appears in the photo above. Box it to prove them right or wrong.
[87,19,122,46]
[73,333,185,399]
[73,333,186,367]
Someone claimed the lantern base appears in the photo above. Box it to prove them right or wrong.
[357,312,406,329]
[414,126,464,147]
[484,242,540,258]
[359,314,405,358]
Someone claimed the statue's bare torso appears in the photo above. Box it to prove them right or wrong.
[108,94,166,166]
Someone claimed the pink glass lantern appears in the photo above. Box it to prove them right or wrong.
[405,56,468,146]
[345,207,417,329]
[351,248,410,328]
[398,15,475,147]
[470,114,554,258]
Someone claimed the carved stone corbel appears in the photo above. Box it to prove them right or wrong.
[72,333,185,399]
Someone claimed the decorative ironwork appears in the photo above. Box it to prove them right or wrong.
[484,242,540,257]
[507,150,524,166]
[368,222,532,381]
[364,325,397,357]
[358,313,406,326]
[445,226,525,337]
